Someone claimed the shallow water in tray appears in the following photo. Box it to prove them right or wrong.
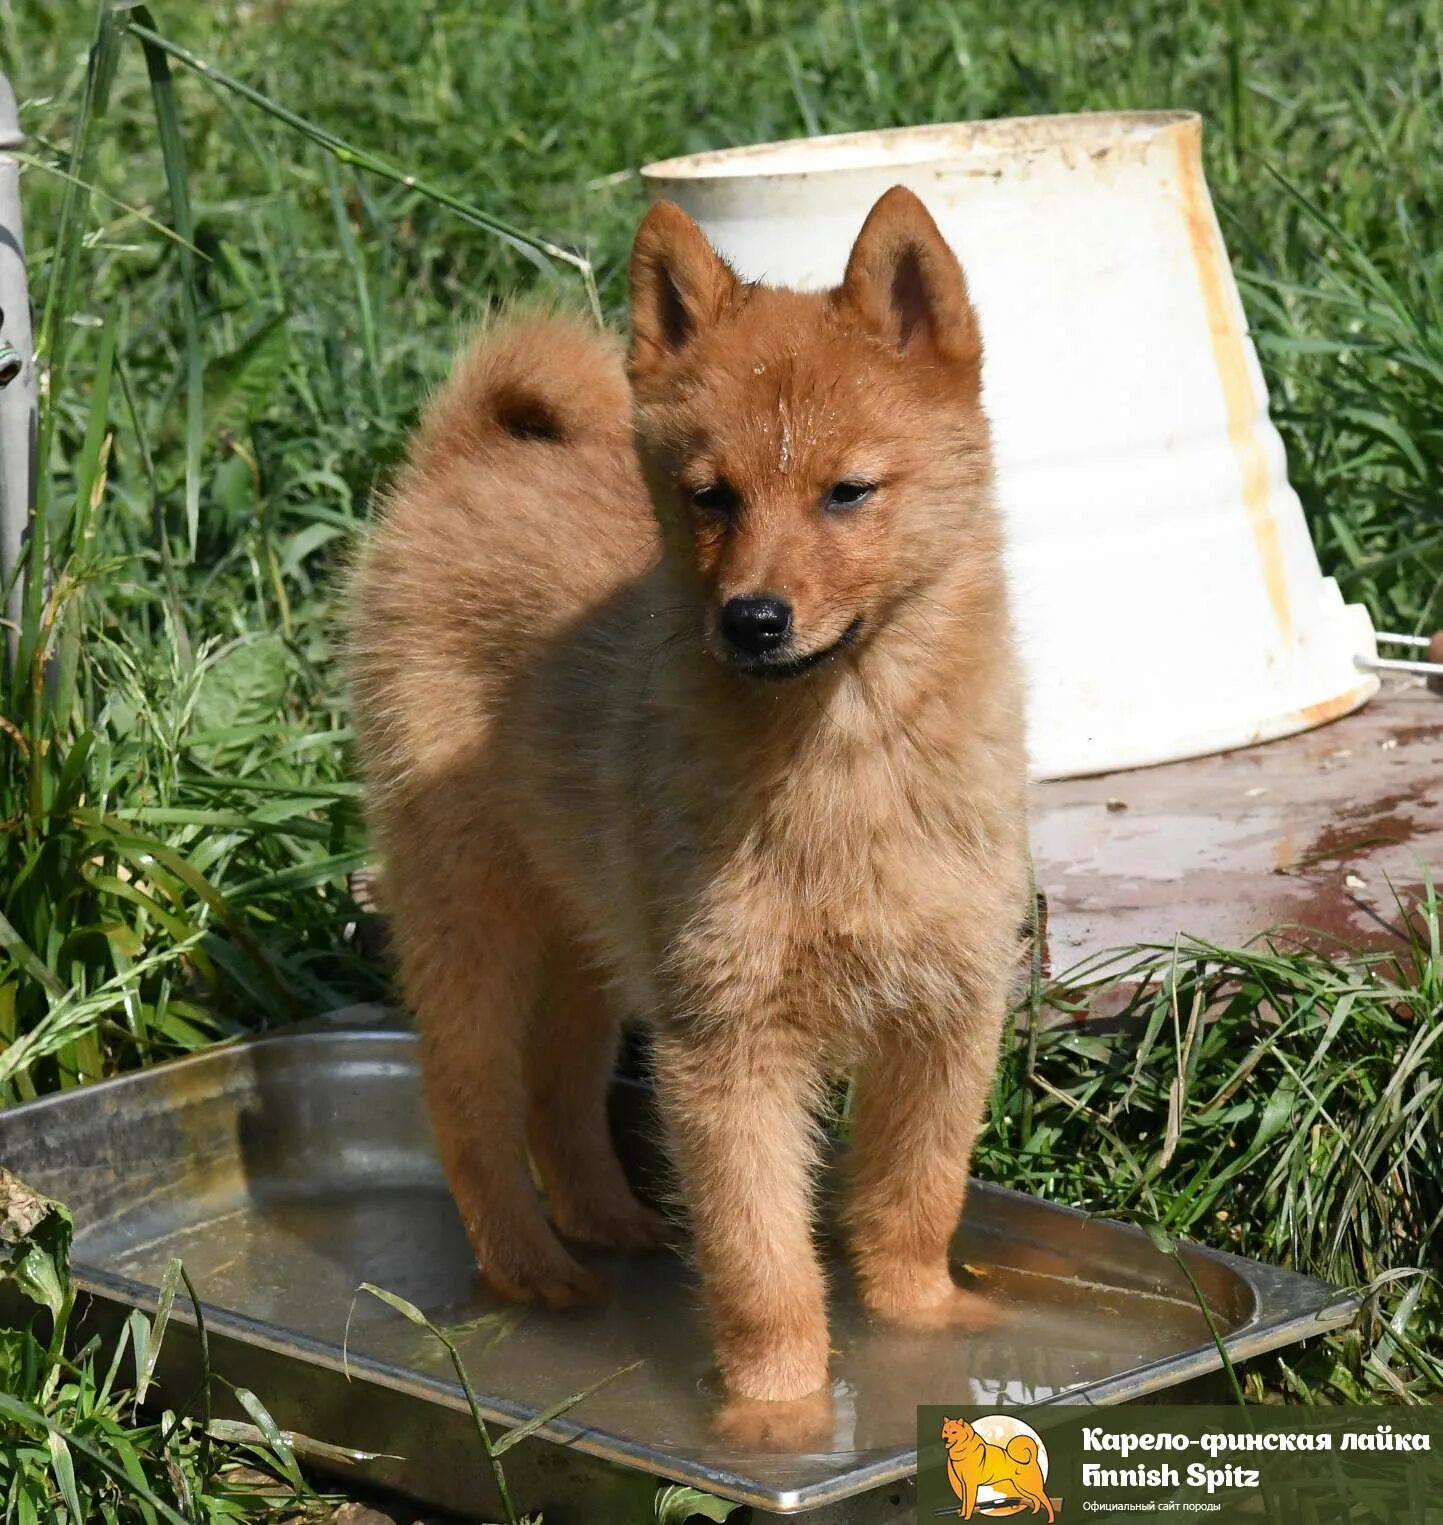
[97,1177,1222,1457]
[0,1029,1282,1494]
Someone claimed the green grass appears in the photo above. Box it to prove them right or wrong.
[0,1170,335,1521]
[983,902,1442,1403]
[0,0,1439,1516]
[3,0,1441,1091]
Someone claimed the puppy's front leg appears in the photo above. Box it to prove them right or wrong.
[652,1023,829,1403]
[846,1015,1001,1326]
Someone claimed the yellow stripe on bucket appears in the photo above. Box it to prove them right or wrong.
[1174,118,1293,645]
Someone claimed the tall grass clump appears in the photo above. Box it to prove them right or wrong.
[0,1169,327,1519]
[980,895,1442,1401]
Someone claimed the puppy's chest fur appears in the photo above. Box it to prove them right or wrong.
[648,727,1012,1042]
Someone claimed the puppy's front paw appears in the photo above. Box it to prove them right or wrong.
[864,1278,1003,1332]
[713,1388,835,1453]
[717,1330,830,1405]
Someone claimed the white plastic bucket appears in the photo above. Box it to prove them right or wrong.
[641,112,1378,780]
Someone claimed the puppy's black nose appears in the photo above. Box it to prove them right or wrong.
[721,594,792,657]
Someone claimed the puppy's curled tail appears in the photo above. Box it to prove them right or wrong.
[414,310,633,464]
[1007,1436,1040,1465]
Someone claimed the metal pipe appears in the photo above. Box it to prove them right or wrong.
[0,71,36,665]
[1356,654,1443,677]
[1362,631,1443,691]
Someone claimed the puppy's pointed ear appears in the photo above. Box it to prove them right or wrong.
[629,201,740,378]
[839,186,980,371]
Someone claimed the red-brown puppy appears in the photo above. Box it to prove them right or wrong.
[348,186,1028,1415]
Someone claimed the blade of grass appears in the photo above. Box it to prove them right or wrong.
[354,1282,521,1525]
[1144,1224,1250,1407]
[178,1262,213,1491]
[136,1257,183,1405]
[489,1359,643,1456]
[132,6,204,557]
[324,157,382,410]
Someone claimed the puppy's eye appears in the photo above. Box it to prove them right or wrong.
[825,480,875,512]
[690,482,740,517]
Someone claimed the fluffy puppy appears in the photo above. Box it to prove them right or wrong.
[347,186,1028,1410]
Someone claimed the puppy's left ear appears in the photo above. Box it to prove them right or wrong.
[839,186,980,372]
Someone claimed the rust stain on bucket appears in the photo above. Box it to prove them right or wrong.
[1173,119,1293,644]
[1298,685,1372,728]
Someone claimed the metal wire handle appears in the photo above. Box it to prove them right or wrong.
[1357,631,1443,681]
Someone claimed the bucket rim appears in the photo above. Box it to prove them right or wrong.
[641,109,1201,184]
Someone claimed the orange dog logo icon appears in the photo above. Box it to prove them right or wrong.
[940,1415,1058,1520]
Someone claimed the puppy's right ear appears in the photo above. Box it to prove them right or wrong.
[629,201,739,378]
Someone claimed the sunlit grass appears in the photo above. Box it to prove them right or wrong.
[981,892,1441,1403]
[3,0,1437,1088]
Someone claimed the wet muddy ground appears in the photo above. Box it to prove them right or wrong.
[1032,678,1442,968]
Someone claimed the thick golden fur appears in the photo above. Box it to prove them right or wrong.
[347,188,1029,1415]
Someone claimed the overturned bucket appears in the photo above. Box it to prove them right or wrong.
[642,111,1378,780]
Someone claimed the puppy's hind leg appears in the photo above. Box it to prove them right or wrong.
[389,847,604,1308]
[524,944,671,1254]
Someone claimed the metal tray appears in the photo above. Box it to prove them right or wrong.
[0,1027,1356,1522]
